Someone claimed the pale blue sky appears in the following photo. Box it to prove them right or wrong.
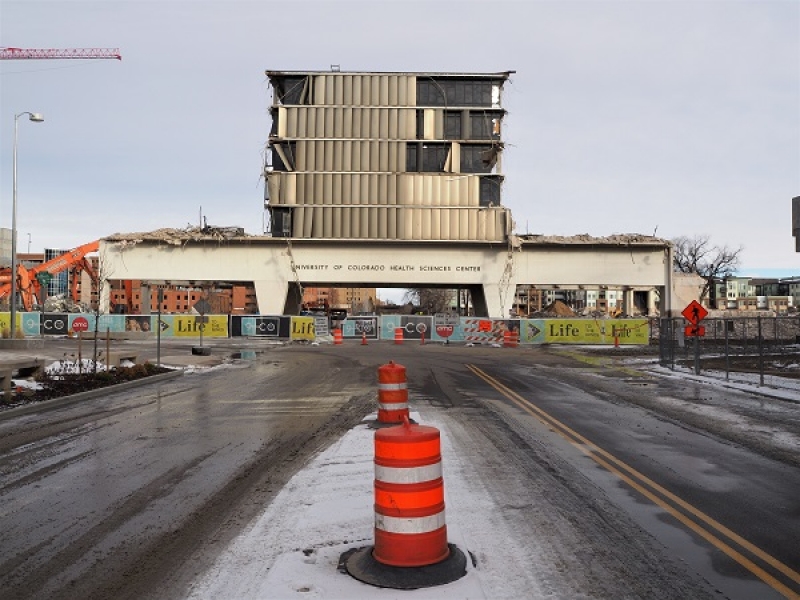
[2,0,798,285]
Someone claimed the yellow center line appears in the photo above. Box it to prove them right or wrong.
[466,363,800,600]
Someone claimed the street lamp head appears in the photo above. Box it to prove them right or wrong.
[28,113,44,123]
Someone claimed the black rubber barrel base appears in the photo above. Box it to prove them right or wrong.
[340,543,467,589]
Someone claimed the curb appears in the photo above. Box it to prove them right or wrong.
[0,369,185,420]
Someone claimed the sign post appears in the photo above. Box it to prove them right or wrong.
[681,300,708,375]
[434,313,459,345]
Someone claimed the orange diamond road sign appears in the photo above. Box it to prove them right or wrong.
[684,325,706,337]
[681,300,708,325]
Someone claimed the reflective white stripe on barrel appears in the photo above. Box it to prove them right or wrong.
[375,462,442,484]
[375,510,446,534]
[378,382,407,391]
[378,402,408,411]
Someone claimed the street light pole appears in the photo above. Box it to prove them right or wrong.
[10,112,44,338]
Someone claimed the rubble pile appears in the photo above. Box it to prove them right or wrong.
[105,226,251,248]
[519,233,670,246]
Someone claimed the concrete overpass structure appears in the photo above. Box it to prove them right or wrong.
[98,231,673,317]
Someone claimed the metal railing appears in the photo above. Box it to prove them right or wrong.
[658,316,800,386]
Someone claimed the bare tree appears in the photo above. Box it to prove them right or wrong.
[672,235,743,305]
[404,288,454,314]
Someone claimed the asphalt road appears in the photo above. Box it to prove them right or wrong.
[0,339,798,599]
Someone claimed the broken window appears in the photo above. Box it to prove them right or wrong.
[416,78,500,107]
[272,76,309,105]
[461,144,497,173]
[444,111,462,139]
[406,142,450,172]
[479,175,502,206]
[469,111,503,140]
[270,208,293,237]
[270,142,296,172]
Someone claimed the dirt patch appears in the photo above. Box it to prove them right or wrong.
[3,363,174,408]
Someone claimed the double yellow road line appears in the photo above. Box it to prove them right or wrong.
[466,364,800,599]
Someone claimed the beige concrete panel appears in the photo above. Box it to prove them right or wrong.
[343,75,353,105]
[424,109,435,140]
[294,206,304,237]
[431,208,441,240]
[398,75,408,106]
[297,173,307,204]
[342,172,352,204]
[379,141,389,172]
[351,174,361,205]
[351,108,361,138]
[460,209,470,240]
[343,108,353,139]
[361,77,371,106]
[370,109,380,140]
[325,76,334,106]
[430,178,440,206]
[379,174,389,206]
[413,174,424,206]
[422,208,432,240]
[304,206,314,237]
[360,141,370,172]
[478,209,487,241]
[423,175,434,207]
[369,174,379,205]
[397,110,407,140]
[334,76,344,105]
[328,173,346,204]
[389,76,398,106]
[350,206,361,238]
[449,209,460,240]
[296,107,307,138]
[315,107,326,138]
[286,107,297,138]
[434,110,444,140]
[268,174,281,206]
[301,141,314,171]
[467,208,478,240]
[360,173,370,205]
[404,208,414,240]
[361,109,371,139]
[451,143,461,174]
[324,141,334,172]
[360,206,370,238]
[307,108,317,139]
[369,140,379,172]
[404,109,416,138]
[334,107,343,138]
[291,141,304,171]
[324,107,335,138]
[323,174,334,205]
[342,207,351,238]
[388,173,398,204]
[371,76,380,106]
[313,173,324,204]
[312,207,323,237]
[323,207,333,238]
[415,208,425,240]
[333,141,343,172]
[342,140,352,171]
[369,207,378,238]
[388,142,398,173]
[278,107,287,138]
[285,172,297,205]
[379,109,389,138]
[352,75,362,105]
[469,175,479,206]
[380,75,389,106]
[407,76,416,105]
[314,75,326,105]
[397,174,409,205]
[333,206,342,238]
[388,207,397,238]
[378,207,388,239]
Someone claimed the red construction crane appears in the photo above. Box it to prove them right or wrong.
[0,47,121,60]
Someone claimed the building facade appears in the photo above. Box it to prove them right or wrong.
[264,70,513,242]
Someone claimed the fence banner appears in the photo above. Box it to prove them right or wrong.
[342,317,378,339]
[541,318,649,344]
[169,315,229,337]
[290,316,316,341]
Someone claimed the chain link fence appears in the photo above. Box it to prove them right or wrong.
[658,316,800,387]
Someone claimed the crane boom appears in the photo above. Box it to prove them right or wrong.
[0,47,121,60]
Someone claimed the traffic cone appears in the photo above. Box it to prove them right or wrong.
[362,331,368,345]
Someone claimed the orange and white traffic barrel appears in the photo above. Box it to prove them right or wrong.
[333,328,343,345]
[373,418,449,567]
[503,329,519,348]
[377,361,409,423]
[394,327,404,345]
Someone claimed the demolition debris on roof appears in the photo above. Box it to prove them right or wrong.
[104,226,250,247]
[519,233,670,245]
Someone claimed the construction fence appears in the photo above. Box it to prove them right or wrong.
[1,312,652,346]
[658,316,800,384]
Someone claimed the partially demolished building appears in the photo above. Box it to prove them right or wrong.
[264,70,513,242]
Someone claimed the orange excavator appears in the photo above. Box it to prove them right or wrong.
[0,241,99,311]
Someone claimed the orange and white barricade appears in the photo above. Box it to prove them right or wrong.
[377,361,409,423]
